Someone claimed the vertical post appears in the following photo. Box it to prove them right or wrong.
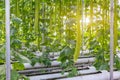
[5,0,11,80]
[42,3,45,53]
[81,0,84,56]
[110,0,114,80]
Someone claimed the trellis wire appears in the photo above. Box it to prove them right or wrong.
[5,0,11,80]
[110,0,114,80]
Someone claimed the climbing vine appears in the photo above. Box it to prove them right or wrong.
[0,0,120,79]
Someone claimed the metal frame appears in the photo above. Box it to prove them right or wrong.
[5,0,11,80]
[4,0,114,80]
[110,0,114,80]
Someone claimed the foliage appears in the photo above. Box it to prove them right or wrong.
[0,0,120,79]
[73,0,82,62]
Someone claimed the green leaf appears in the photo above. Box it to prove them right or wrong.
[68,67,78,77]
[11,17,22,24]
[31,58,38,66]
[0,65,5,75]
[11,70,19,80]
[114,56,120,70]
[12,62,25,70]
[58,46,73,63]
[16,52,31,63]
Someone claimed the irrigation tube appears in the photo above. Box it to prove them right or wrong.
[23,57,95,69]
[110,0,114,80]
[5,0,11,80]
[29,66,97,80]
[58,71,120,80]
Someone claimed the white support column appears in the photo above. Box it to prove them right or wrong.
[5,0,11,80]
[81,0,84,56]
[110,0,114,80]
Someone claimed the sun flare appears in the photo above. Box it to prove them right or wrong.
[80,17,90,24]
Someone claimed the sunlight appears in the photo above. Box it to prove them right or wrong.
[85,17,90,24]
[63,16,67,19]
[80,17,90,24]
[53,32,57,36]
[119,0,120,5]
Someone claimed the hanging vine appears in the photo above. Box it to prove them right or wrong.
[1,0,120,79]
[114,0,118,54]
[34,0,40,50]
[74,0,82,62]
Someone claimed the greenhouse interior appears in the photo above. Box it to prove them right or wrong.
[1,0,120,80]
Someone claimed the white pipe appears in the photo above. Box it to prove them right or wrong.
[51,55,94,60]
[110,0,114,80]
[23,57,95,69]
[58,71,120,80]
[81,0,85,56]
[34,50,91,57]
[29,66,97,80]
[5,0,11,80]
[28,67,120,80]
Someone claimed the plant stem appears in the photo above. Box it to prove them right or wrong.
[35,0,40,50]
